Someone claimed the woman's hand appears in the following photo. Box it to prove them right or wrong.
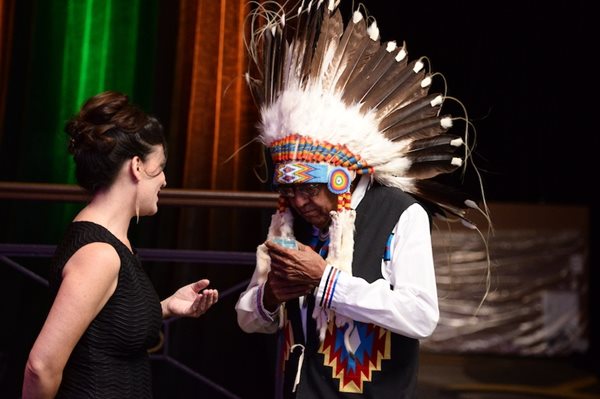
[161,279,218,319]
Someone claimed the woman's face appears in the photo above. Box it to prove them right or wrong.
[137,145,167,216]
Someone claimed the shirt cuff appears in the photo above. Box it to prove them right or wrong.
[256,282,279,322]
[315,265,342,310]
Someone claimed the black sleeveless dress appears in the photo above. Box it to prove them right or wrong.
[49,221,162,398]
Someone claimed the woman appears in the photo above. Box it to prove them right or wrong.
[22,91,218,398]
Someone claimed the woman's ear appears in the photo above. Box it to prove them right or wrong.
[131,156,143,181]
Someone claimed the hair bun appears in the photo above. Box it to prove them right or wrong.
[65,91,130,154]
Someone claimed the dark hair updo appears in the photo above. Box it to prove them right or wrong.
[65,90,167,193]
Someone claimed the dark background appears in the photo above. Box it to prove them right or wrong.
[366,0,598,370]
[1,1,597,398]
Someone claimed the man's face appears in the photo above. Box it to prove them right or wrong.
[278,183,337,230]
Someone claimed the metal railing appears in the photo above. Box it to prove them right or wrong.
[0,181,279,208]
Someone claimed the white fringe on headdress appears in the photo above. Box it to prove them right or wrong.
[324,208,355,275]
[255,209,297,328]
[307,207,357,352]
[267,208,295,240]
[256,209,296,286]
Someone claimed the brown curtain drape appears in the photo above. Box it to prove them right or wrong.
[155,4,276,391]
[169,0,265,252]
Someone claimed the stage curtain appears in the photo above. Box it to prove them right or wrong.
[0,0,160,242]
[166,0,265,253]
[142,2,272,394]
[0,0,266,249]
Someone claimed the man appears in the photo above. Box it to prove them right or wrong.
[238,177,439,397]
[236,1,487,397]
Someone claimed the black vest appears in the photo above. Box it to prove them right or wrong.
[281,185,422,398]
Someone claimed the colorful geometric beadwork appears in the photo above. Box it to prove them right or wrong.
[328,167,351,194]
[275,162,327,184]
[319,320,391,393]
[269,134,372,174]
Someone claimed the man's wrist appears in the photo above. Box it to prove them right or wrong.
[256,282,279,322]
[262,282,279,312]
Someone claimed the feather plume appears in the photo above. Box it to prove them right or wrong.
[323,10,367,92]
[411,179,474,220]
[359,43,410,112]
[379,94,442,132]
[342,40,398,104]
[407,134,464,154]
[269,25,284,103]
[262,26,274,103]
[309,4,343,83]
[404,134,465,180]
[405,154,463,179]
[374,60,428,117]
[385,115,451,142]
[335,22,380,97]
[298,1,323,81]
[244,0,489,231]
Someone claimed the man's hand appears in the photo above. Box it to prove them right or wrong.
[262,241,326,309]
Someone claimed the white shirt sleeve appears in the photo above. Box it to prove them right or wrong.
[235,276,280,334]
[314,203,439,339]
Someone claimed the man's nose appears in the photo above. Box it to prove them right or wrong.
[290,192,310,207]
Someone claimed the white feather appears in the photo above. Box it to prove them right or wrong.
[260,88,408,169]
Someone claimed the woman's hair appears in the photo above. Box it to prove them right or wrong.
[65,90,167,193]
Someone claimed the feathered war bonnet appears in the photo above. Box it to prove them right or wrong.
[245,0,489,337]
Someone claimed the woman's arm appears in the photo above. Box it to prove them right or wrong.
[22,243,120,399]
